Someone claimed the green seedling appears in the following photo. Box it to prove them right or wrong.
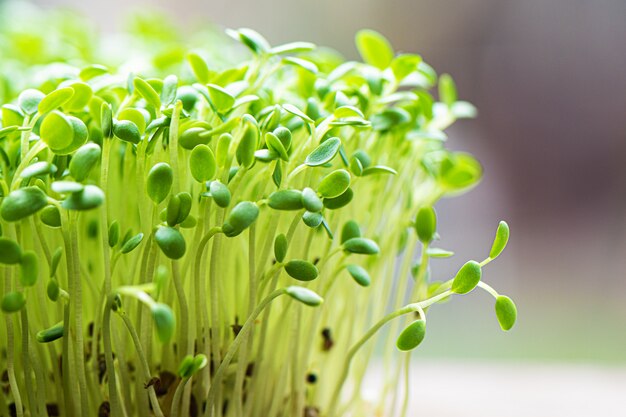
[0,9,516,417]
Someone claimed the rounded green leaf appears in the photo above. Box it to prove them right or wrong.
[40,205,61,228]
[20,161,56,179]
[19,251,39,287]
[318,169,351,199]
[451,261,482,294]
[113,120,141,144]
[47,280,60,302]
[341,220,361,244]
[268,190,303,211]
[274,233,288,263]
[51,181,83,194]
[187,52,210,84]
[284,260,319,281]
[415,206,437,243]
[108,221,120,247]
[18,89,45,115]
[208,84,235,113]
[118,108,147,134]
[53,115,89,155]
[1,186,48,222]
[342,237,380,255]
[305,137,341,167]
[62,81,93,111]
[355,29,394,70]
[147,163,173,204]
[0,238,22,264]
[209,181,231,208]
[179,127,210,150]
[152,303,176,343]
[166,195,181,227]
[40,111,74,151]
[283,103,314,124]
[273,126,292,151]
[189,144,216,182]
[236,122,258,168]
[36,322,64,343]
[285,286,323,307]
[134,77,161,110]
[155,226,186,260]
[346,264,371,287]
[161,74,178,106]
[495,295,517,331]
[489,221,510,259]
[396,320,426,351]
[61,185,105,211]
[301,187,322,212]
[120,233,144,254]
[178,355,195,378]
[216,133,232,168]
[174,192,192,225]
[323,188,354,210]
[1,291,26,313]
[302,211,323,228]
[50,247,63,278]
[38,87,75,114]
[191,354,208,375]
[222,201,259,237]
[69,143,101,181]
[101,102,113,139]
[265,132,288,161]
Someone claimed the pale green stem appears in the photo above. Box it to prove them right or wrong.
[119,313,165,417]
[327,290,452,416]
[205,289,286,417]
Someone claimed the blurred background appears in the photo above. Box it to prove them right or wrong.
[6,0,626,413]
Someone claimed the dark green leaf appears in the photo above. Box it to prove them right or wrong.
[284,260,319,281]
[346,264,371,287]
[155,226,186,260]
[342,237,379,255]
[1,187,48,222]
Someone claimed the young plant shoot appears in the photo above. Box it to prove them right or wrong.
[0,7,516,417]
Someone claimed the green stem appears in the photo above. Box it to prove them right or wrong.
[327,290,452,416]
[119,313,165,417]
[103,295,122,417]
[205,289,286,417]
[171,378,190,417]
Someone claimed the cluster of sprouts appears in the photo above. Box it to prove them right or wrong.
[0,6,516,417]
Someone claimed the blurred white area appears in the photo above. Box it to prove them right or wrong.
[365,360,626,417]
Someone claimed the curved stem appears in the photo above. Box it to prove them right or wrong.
[327,290,452,416]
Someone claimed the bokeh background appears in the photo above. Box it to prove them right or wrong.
[5,0,626,413]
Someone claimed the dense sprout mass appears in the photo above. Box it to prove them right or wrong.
[0,4,516,417]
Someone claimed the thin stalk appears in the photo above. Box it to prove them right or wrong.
[327,290,452,416]
[119,313,165,417]
[103,295,122,417]
[232,224,257,417]
[205,289,286,417]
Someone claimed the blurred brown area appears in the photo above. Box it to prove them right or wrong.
[29,0,626,361]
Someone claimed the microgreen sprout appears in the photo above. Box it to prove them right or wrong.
[0,8,515,417]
